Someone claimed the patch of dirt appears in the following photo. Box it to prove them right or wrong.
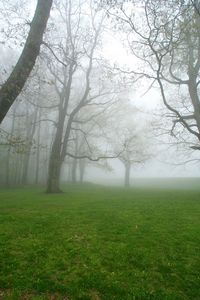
[89,290,101,300]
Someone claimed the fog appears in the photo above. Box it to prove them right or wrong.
[0,0,200,191]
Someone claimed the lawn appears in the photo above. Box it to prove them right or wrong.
[0,184,200,299]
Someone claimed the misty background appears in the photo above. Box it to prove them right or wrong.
[0,0,200,191]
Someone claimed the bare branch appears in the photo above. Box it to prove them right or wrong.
[66,149,124,161]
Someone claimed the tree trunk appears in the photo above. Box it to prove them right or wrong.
[71,158,77,183]
[15,154,23,185]
[0,0,52,123]
[21,153,31,184]
[46,128,63,193]
[5,147,11,187]
[124,163,131,187]
[5,106,17,186]
[79,159,86,183]
[72,135,79,183]
[21,105,38,185]
[46,155,62,193]
[5,142,14,186]
[35,110,41,185]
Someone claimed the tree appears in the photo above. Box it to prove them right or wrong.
[0,0,53,123]
[119,132,150,187]
[105,100,151,187]
[43,0,121,193]
[0,67,54,187]
[105,0,200,157]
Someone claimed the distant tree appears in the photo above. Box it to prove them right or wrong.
[119,132,150,187]
[0,69,53,186]
[105,100,152,187]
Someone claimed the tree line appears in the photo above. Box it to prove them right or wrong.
[0,0,199,191]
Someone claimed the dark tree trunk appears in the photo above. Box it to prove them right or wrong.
[46,125,64,193]
[46,156,62,193]
[124,163,131,187]
[0,0,52,123]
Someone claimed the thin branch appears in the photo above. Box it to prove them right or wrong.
[66,149,124,161]
[42,41,74,66]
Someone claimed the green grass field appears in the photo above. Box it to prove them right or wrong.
[0,183,200,299]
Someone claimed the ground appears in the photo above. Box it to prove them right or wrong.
[0,182,200,299]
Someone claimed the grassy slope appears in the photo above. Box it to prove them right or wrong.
[0,184,200,299]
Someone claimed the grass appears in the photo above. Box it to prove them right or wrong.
[0,183,200,299]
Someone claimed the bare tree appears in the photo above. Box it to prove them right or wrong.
[105,100,151,187]
[119,133,150,187]
[43,0,119,193]
[106,0,200,157]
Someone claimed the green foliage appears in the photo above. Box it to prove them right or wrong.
[0,184,200,299]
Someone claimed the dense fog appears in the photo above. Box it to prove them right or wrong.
[0,0,200,191]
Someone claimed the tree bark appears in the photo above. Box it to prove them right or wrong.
[46,156,62,193]
[0,0,52,123]
[46,124,64,193]
[124,162,131,187]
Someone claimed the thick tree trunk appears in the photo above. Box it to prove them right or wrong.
[124,163,131,187]
[0,0,52,123]
[46,155,62,193]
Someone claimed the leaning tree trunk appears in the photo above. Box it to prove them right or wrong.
[124,162,131,187]
[0,0,53,123]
